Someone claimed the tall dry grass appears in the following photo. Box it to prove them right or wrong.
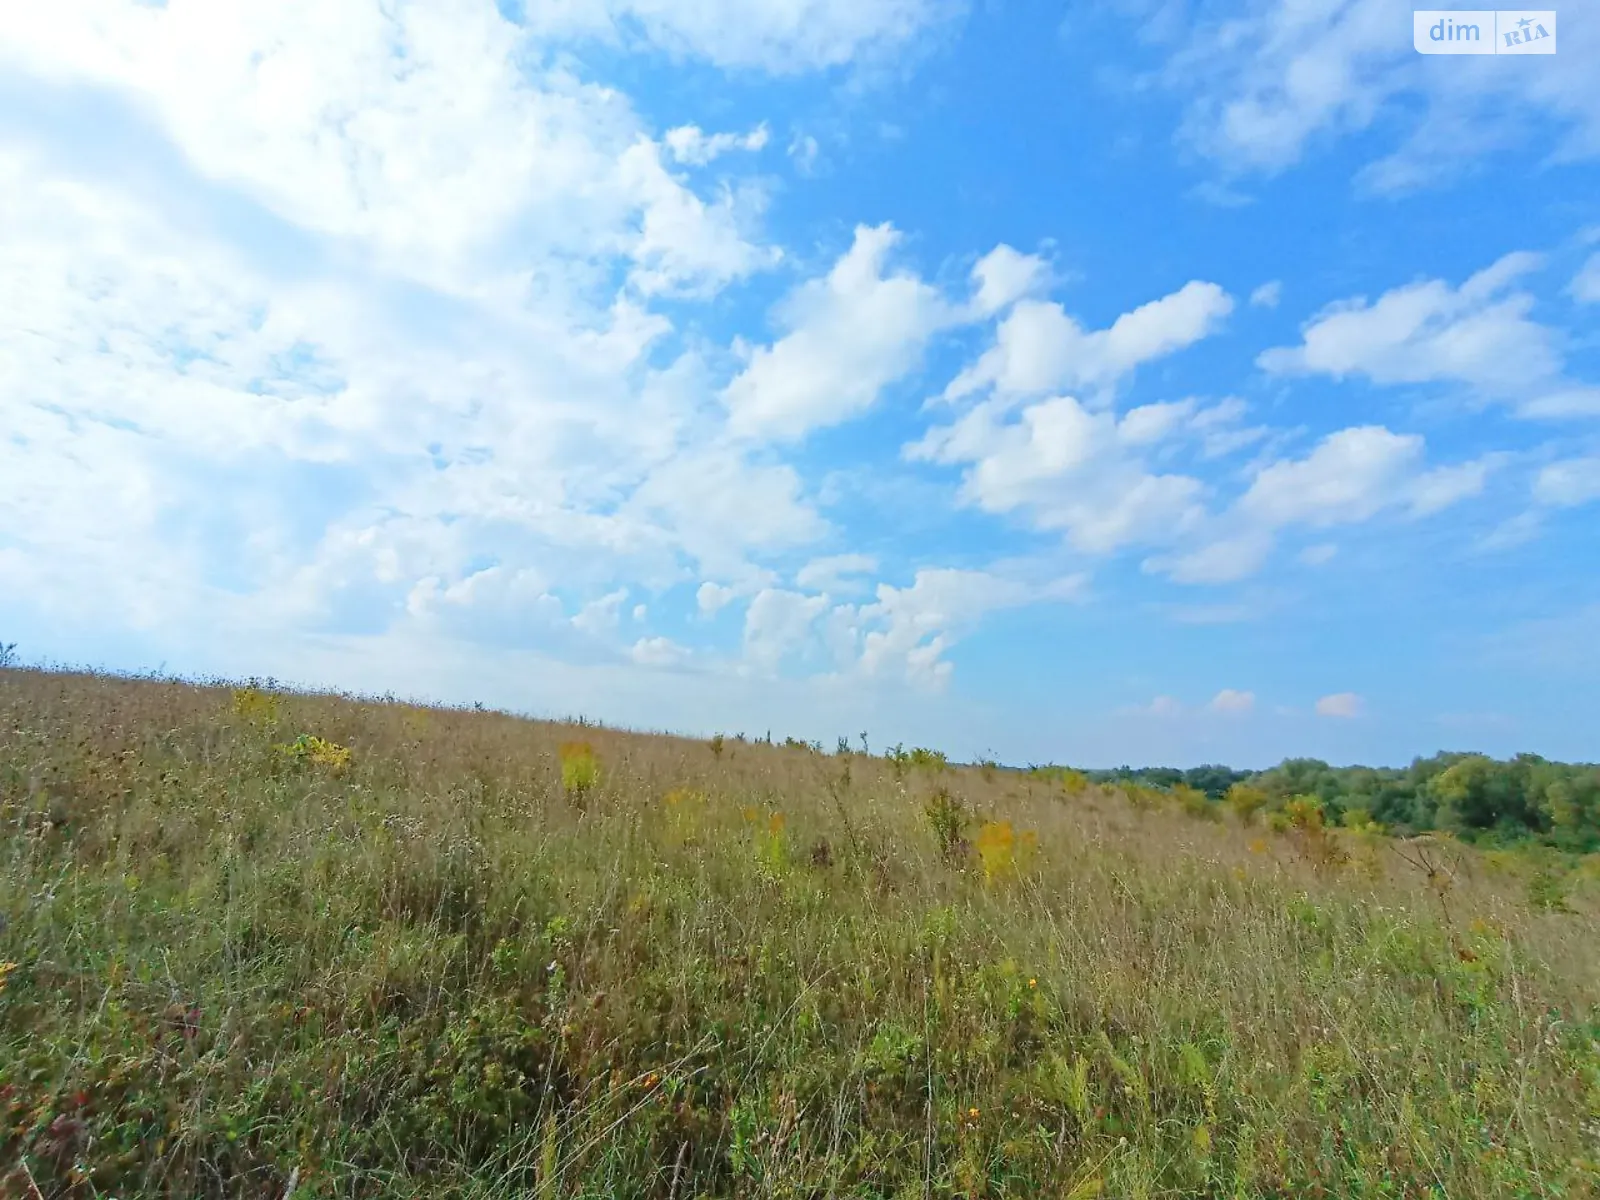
[1,669,1597,1198]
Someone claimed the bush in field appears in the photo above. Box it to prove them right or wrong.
[923,785,969,864]
[558,741,600,798]
[1225,782,1270,824]
[230,684,282,727]
[276,732,352,774]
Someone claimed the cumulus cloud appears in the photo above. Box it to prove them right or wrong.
[630,635,690,667]
[1533,457,1600,508]
[1149,532,1276,586]
[0,1,791,297]
[721,224,960,442]
[1238,427,1486,528]
[1209,688,1256,714]
[617,137,781,296]
[742,587,830,673]
[911,391,1269,558]
[1249,281,1282,308]
[1259,252,1600,418]
[622,445,828,574]
[0,2,854,683]
[795,553,878,593]
[843,567,1086,688]
[968,244,1051,316]
[1145,427,1493,584]
[662,123,770,165]
[942,280,1234,403]
[571,588,630,636]
[1315,692,1364,718]
[910,395,1209,553]
[697,582,737,615]
[406,566,560,621]
[1572,254,1600,304]
[907,278,1261,568]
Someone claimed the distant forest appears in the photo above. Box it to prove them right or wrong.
[1068,753,1600,852]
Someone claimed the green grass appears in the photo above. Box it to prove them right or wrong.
[2,670,1598,1198]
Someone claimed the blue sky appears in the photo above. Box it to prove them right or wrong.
[1,0,1596,769]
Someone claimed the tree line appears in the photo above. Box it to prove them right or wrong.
[1066,753,1600,852]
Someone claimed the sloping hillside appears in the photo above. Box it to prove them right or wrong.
[3,670,1597,1198]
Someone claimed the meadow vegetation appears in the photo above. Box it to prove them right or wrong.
[2,668,1598,1198]
[1068,757,1600,854]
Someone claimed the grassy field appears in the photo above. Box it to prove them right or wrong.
[2,669,1598,1198]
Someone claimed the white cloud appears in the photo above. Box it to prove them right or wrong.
[1120,694,1184,717]
[572,588,629,635]
[617,137,781,296]
[1209,688,1256,714]
[632,604,648,620]
[630,635,690,667]
[723,224,955,441]
[1315,692,1364,719]
[913,391,1273,563]
[1118,399,1197,446]
[1189,397,1271,459]
[1249,280,1282,309]
[1148,531,1275,585]
[1164,0,1421,175]
[847,567,1086,688]
[743,587,830,673]
[969,244,1050,316]
[0,1,788,298]
[406,566,558,619]
[1475,511,1545,554]
[1147,0,1600,188]
[942,281,1233,403]
[795,553,878,593]
[663,123,770,165]
[562,0,963,73]
[0,97,844,671]
[1260,252,1600,420]
[1533,457,1600,508]
[1519,388,1600,419]
[1145,427,1491,585]
[911,395,1208,554]
[1260,253,1546,390]
[1571,253,1600,304]
[623,445,828,574]
[1239,427,1478,528]
[697,582,737,615]
[908,282,1269,565]
[1408,457,1499,516]
[788,132,821,174]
